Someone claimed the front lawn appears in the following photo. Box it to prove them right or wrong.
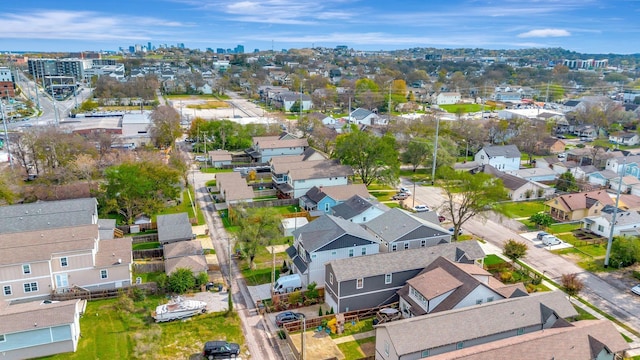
[132,242,161,250]
[439,104,482,114]
[41,295,243,360]
[548,222,582,233]
[331,318,374,339]
[493,200,545,218]
[337,337,375,359]
[154,188,205,225]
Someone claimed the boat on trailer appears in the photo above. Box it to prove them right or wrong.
[152,296,208,322]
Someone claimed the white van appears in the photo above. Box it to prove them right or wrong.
[541,234,561,246]
[273,274,302,294]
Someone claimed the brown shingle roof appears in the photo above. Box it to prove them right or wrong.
[255,137,308,150]
[407,267,463,300]
[164,255,208,275]
[0,225,98,265]
[216,172,255,201]
[312,184,370,201]
[95,237,132,267]
[163,240,203,259]
[0,299,81,334]
[550,190,614,212]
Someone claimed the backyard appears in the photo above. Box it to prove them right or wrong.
[40,294,243,360]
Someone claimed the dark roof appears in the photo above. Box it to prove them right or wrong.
[563,100,581,107]
[0,198,98,235]
[482,165,529,191]
[350,107,374,120]
[363,208,449,243]
[292,214,377,252]
[481,144,521,158]
[157,213,193,243]
[331,195,377,220]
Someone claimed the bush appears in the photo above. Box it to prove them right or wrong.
[129,287,146,302]
[167,268,196,294]
[500,271,513,282]
[277,330,286,339]
[115,294,135,313]
[196,272,210,288]
[318,306,323,317]
[503,239,528,261]
[633,271,640,281]
[281,260,289,274]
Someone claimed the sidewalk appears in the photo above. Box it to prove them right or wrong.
[332,330,376,345]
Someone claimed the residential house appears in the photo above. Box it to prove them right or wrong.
[280,217,309,237]
[163,240,207,276]
[348,108,381,126]
[299,184,370,214]
[363,208,451,253]
[215,172,255,205]
[535,155,564,173]
[0,299,84,359]
[376,291,576,360]
[605,154,640,175]
[324,241,485,313]
[609,175,640,194]
[331,195,389,223]
[474,145,521,171]
[208,150,232,168]
[272,91,313,112]
[483,165,553,201]
[544,190,614,221]
[424,320,628,360]
[0,198,99,234]
[435,92,461,105]
[572,124,598,139]
[507,167,557,183]
[397,257,527,318]
[609,132,640,146]
[157,213,194,245]
[582,206,640,237]
[537,137,566,155]
[247,134,308,163]
[0,225,132,302]
[494,91,522,103]
[588,170,618,187]
[273,159,354,199]
[286,215,379,286]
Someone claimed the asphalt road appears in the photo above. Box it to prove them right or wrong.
[405,178,640,334]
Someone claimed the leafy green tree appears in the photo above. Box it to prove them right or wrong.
[556,171,579,192]
[529,213,554,228]
[561,273,584,299]
[334,129,400,186]
[234,206,283,269]
[101,160,181,224]
[167,268,196,294]
[78,99,99,112]
[402,138,431,172]
[503,239,528,261]
[150,105,182,148]
[610,236,640,267]
[438,167,507,240]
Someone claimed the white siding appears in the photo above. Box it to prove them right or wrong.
[291,177,349,199]
[452,285,502,309]
[305,244,379,286]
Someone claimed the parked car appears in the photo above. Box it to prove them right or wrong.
[541,234,562,246]
[276,311,304,327]
[413,205,430,212]
[195,155,207,162]
[632,284,640,296]
[392,192,410,200]
[438,215,446,222]
[449,227,463,235]
[203,340,240,359]
[536,231,550,241]
[400,187,410,193]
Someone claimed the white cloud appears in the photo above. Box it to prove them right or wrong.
[517,29,571,38]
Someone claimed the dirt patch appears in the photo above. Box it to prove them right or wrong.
[360,341,376,356]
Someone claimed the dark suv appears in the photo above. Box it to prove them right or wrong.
[203,340,240,359]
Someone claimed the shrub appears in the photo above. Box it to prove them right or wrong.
[525,283,537,293]
[115,294,135,313]
[288,291,301,305]
[196,272,210,288]
[561,273,584,298]
[167,268,196,294]
[500,271,513,282]
[129,287,146,302]
[318,306,323,317]
[281,260,289,274]
[503,239,528,261]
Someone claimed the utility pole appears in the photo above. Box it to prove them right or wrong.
[388,80,392,122]
[605,156,627,267]
[1,98,13,167]
[431,116,440,185]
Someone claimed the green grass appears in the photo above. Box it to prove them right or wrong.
[370,191,395,201]
[331,318,374,339]
[200,168,234,174]
[439,103,482,113]
[132,242,161,250]
[572,305,597,320]
[165,94,225,100]
[621,333,634,343]
[385,202,401,209]
[153,188,205,225]
[366,183,396,191]
[41,295,243,360]
[484,254,506,266]
[134,271,166,284]
[206,180,217,187]
[241,266,274,286]
[548,222,582,233]
[493,200,545,218]
[337,336,375,359]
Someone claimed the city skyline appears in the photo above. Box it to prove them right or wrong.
[0,0,639,54]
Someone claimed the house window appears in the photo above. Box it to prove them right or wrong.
[100,270,108,279]
[325,203,330,212]
[421,239,426,247]
[332,251,337,255]
[23,282,38,293]
[3,285,11,296]
[404,242,409,250]
[60,257,68,267]
[55,274,69,288]
[391,244,397,252]
[22,264,31,274]
[348,249,354,257]
[487,296,494,302]
[476,299,483,305]
[421,349,430,357]
[356,278,364,289]
[0,334,4,342]
[329,273,334,285]
[598,225,604,232]
[385,273,392,284]
[361,247,367,256]
[362,217,366,222]
[517,328,524,335]
[384,341,390,356]
[456,342,464,350]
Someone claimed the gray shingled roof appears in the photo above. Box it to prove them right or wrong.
[291,214,377,252]
[0,198,98,234]
[157,213,193,243]
[482,144,521,158]
[350,107,374,120]
[363,208,449,243]
[163,240,203,259]
[376,291,577,356]
[0,299,80,334]
[331,195,387,220]
[328,241,485,282]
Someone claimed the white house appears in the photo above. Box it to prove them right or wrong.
[286,214,379,286]
[582,208,640,237]
[348,108,381,125]
[250,135,308,163]
[609,132,640,146]
[474,145,521,171]
[435,92,461,105]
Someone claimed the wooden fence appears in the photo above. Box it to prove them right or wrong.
[131,233,159,244]
[133,248,163,260]
[133,261,165,273]
[117,222,157,234]
[242,198,298,208]
[51,283,157,301]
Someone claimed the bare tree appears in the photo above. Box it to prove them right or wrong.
[150,105,182,148]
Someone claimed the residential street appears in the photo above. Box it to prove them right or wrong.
[404,178,640,339]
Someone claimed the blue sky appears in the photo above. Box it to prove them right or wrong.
[1,0,639,54]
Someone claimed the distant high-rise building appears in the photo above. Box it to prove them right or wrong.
[254,49,260,53]
[206,48,214,52]
[178,43,185,49]
[216,48,225,54]
[148,42,152,51]
[128,46,135,53]
[27,58,91,82]
[234,45,245,54]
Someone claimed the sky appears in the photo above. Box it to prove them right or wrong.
[1,0,639,54]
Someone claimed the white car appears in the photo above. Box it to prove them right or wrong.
[632,284,640,296]
[413,205,430,212]
[195,156,207,162]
